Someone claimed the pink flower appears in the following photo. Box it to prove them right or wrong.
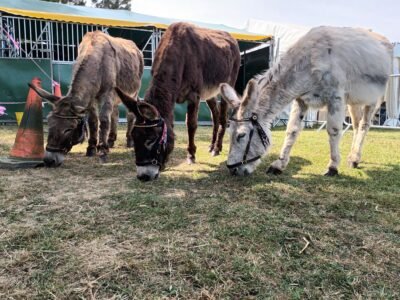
[0,106,6,116]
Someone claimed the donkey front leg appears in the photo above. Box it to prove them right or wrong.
[86,106,99,157]
[126,112,135,148]
[186,100,200,164]
[347,104,375,168]
[213,99,228,156]
[98,95,114,163]
[205,97,219,154]
[347,104,362,168]
[107,103,119,149]
[268,99,308,175]
[324,97,345,176]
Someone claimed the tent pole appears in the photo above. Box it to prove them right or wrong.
[243,50,247,90]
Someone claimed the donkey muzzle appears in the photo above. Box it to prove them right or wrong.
[44,151,65,167]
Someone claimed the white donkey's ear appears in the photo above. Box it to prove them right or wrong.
[241,79,259,111]
[219,83,241,108]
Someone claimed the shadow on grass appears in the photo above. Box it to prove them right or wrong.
[108,152,400,298]
[160,147,400,187]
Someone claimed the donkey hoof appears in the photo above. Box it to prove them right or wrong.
[86,147,97,157]
[324,167,339,177]
[266,166,283,175]
[187,157,196,165]
[108,140,115,148]
[99,155,108,163]
[127,140,134,148]
[348,161,359,168]
[208,144,214,153]
[211,150,220,157]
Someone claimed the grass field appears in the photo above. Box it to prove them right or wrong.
[0,124,399,299]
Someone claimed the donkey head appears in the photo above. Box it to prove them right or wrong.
[116,88,172,181]
[220,79,271,176]
[29,83,86,167]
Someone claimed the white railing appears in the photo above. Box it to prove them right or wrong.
[0,15,158,65]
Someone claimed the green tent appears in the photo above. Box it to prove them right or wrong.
[0,0,270,41]
[0,0,273,123]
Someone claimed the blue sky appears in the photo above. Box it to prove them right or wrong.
[131,0,400,42]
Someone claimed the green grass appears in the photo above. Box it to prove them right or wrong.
[0,124,399,299]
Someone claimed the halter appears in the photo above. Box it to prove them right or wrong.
[134,118,168,167]
[226,113,270,169]
[46,113,87,153]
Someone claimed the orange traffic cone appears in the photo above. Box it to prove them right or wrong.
[53,81,62,97]
[0,77,45,169]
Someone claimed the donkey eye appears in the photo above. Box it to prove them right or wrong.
[63,128,73,134]
[237,133,246,142]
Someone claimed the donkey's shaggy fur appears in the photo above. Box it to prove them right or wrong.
[31,31,143,167]
[221,26,392,176]
[119,22,240,181]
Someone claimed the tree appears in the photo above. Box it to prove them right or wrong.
[91,0,131,10]
[40,0,86,5]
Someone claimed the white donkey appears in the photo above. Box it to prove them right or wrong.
[220,26,392,176]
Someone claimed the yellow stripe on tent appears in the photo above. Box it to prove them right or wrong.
[0,7,270,42]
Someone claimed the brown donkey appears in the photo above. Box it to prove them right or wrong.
[30,31,143,167]
[117,22,240,181]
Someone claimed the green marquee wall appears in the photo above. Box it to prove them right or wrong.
[0,59,53,122]
[0,59,213,123]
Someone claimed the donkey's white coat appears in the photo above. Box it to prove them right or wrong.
[221,26,392,176]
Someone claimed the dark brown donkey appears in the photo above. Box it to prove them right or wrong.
[30,31,143,167]
[116,22,240,181]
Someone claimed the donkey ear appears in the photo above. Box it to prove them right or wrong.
[115,87,143,119]
[137,102,160,120]
[28,83,60,104]
[241,79,259,110]
[246,79,258,100]
[219,83,241,108]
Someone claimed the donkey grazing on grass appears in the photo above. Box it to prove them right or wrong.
[220,26,392,176]
[117,22,240,181]
[30,31,143,167]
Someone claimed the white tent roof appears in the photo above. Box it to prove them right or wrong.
[245,19,314,123]
[246,19,400,127]
[384,43,400,126]
[394,43,400,57]
[246,19,310,58]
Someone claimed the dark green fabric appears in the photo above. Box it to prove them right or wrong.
[0,58,52,122]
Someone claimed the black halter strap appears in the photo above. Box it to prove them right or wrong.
[46,113,87,153]
[52,113,84,120]
[226,113,269,169]
[134,118,168,167]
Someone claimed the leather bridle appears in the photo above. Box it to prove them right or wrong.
[46,113,87,153]
[226,113,270,169]
[134,118,168,167]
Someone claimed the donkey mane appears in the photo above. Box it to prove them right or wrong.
[144,67,181,122]
[45,30,143,165]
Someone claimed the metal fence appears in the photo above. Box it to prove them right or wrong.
[0,14,159,65]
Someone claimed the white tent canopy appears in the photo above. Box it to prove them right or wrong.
[384,43,400,127]
[246,19,310,57]
[246,19,400,128]
[245,19,318,125]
